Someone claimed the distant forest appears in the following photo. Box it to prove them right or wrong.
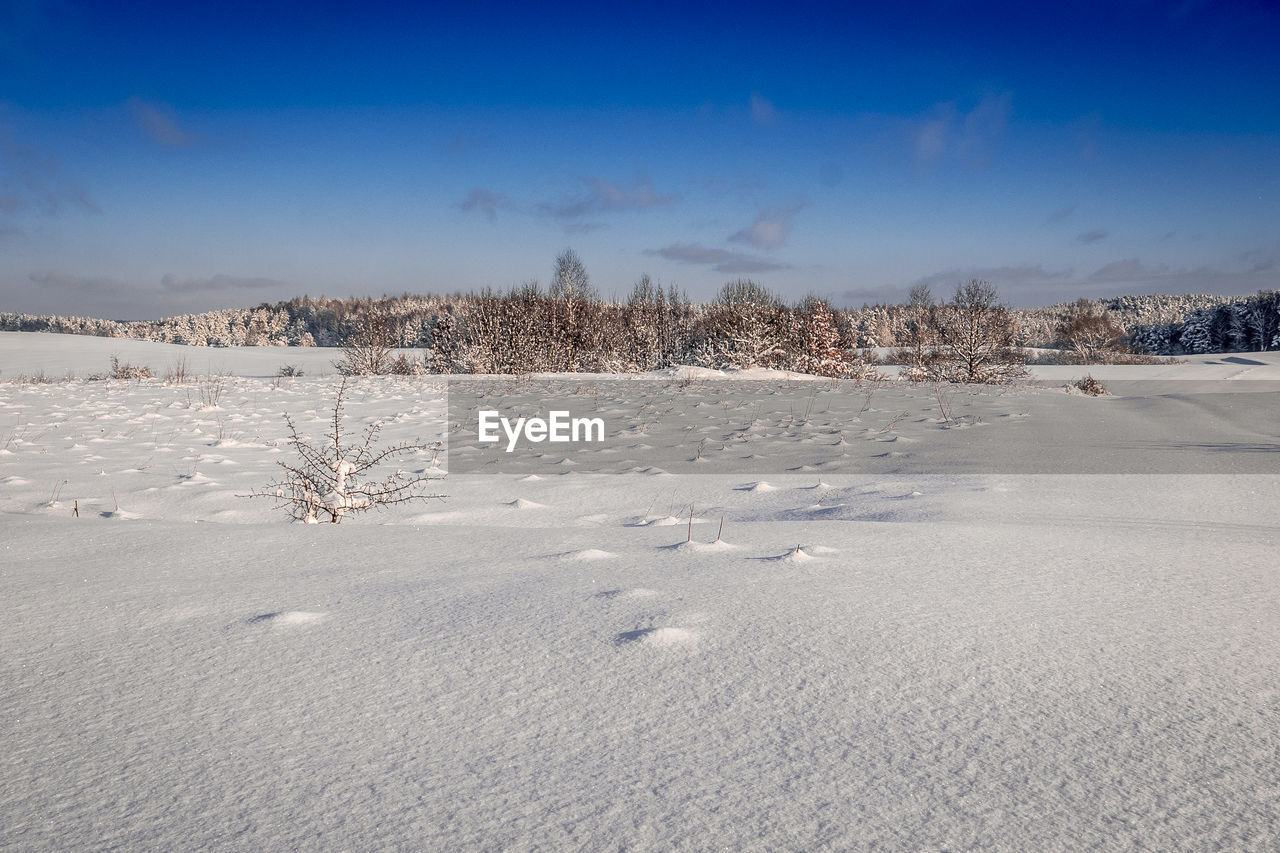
[3,273,1279,372]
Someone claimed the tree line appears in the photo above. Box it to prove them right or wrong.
[3,249,1278,376]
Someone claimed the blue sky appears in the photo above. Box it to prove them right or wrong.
[1,0,1278,319]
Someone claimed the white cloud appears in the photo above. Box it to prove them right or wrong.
[750,93,777,125]
[728,203,806,251]
[0,124,97,215]
[537,177,676,220]
[913,93,1011,169]
[160,273,285,293]
[457,188,511,222]
[645,242,789,274]
[128,98,195,148]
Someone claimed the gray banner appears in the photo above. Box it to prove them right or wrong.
[444,378,1280,475]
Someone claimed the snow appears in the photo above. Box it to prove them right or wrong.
[1,332,1279,849]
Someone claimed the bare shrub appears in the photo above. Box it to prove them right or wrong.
[109,355,153,380]
[387,353,426,375]
[277,364,304,377]
[198,375,226,408]
[1073,375,1109,396]
[164,357,191,384]
[334,316,393,375]
[1056,300,1125,364]
[244,379,444,523]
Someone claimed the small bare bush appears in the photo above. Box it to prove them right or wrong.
[164,357,191,384]
[244,379,444,523]
[198,375,226,408]
[334,316,393,376]
[1073,375,1109,396]
[387,353,426,375]
[109,355,153,380]
[277,364,304,377]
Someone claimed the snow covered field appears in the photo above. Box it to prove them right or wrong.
[2,332,1279,850]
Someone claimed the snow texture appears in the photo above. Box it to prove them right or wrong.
[1,333,1279,850]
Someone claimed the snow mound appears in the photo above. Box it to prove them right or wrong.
[595,587,659,599]
[557,548,616,561]
[634,515,707,527]
[803,544,840,554]
[739,481,779,492]
[665,539,736,553]
[616,626,697,647]
[506,498,545,510]
[246,610,327,626]
[99,509,142,520]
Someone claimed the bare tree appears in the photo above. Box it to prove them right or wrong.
[1056,299,1124,364]
[932,280,1027,383]
[894,285,937,380]
[334,315,394,375]
[550,248,596,304]
[244,379,444,523]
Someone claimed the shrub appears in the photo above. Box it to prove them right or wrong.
[1073,375,1109,396]
[244,379,444,523]
[1056,300,1125,363]
[109,355,153,379]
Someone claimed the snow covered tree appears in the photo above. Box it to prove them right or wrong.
[1129,323,1173,356]
[549,247,595,304]
[794,299,847,377]
[697,280,788,369]
[1178,308,1218,354]
[893,285,937,380]
[931,280,1027,383]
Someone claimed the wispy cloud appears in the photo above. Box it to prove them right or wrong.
[837,284,920,306]
[29,270,130,293]
[537,176,676,220]
[160,273,285,293]
[1076,229,1108,244]
[913,93,1012,169]
[1046,204,1076,224]
[14,269,290,320]
[914,105,954,167]
[127,98,195,148]
[904,256,1280,307]
[728,203,807,251]
[457,188,511,222]
[911,264,1074,293]
[749,93,777,125]
[1088,258,1162,281]
[645,242,789,274]
[23,271,142,319]
[0,125,97,215]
